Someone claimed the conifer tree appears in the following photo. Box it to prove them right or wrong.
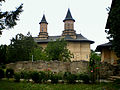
[0,0,23,35]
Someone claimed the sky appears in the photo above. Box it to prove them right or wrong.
[0,0,112,50]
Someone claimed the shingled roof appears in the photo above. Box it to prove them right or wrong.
[96,42,112,51]
[63,9,75,22]
[34,33,94,44]
[39,14,48,24]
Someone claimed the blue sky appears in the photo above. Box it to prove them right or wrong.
[0,0,112,50]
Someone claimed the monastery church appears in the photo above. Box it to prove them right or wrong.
[34,9,94,61]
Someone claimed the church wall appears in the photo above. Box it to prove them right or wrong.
[38,43,47,49]
[67,42,90,61]
[37,42,91,61]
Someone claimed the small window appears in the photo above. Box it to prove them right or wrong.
[86,55,88,59]
[42,27,43,32]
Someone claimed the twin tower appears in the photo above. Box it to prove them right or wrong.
[38,9,76,39]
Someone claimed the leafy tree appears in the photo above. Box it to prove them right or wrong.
[105,0,120,57]
[29,46,48,61]
[0,44,7,64]
[7,33,37,63]
[45,39,73,61]
[90,50,101,62]
[0,0,23,35]
[89,50,101,83]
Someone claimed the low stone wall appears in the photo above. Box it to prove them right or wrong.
[100,62,120,78]
[6,61,120,78]
[6,60,89,74]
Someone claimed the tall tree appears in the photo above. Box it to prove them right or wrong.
[105,0,120,57]
[7,33,37,63]
[0,0,23,35]
[45,39,73,61]
[0,44,7,64]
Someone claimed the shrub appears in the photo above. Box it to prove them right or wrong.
[20,71,31,82]
[14,72,21,82]
[114,79,120,84]
[31,71,42,83]
[82,74,90,84]
[0,69,4,79]
[66,74,77,84]
[77,73,84,82]
[39,71,49,83]
[6,68,14,79]
[50,73,59,84]
[63,72,71,80]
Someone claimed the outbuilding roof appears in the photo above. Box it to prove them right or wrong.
[96,42,112,51]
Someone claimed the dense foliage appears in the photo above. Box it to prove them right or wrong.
[89,50,101,83]
[0,45,7,64]
[105,0,120,57]
[0,35,73,64]
[45,39,73,61]
[7,33,37,63]
[0,68,4,79]
[0,0,23,35]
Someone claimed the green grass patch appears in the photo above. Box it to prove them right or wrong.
[0,80,120,90]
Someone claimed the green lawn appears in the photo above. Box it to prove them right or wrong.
[0,80,120,90]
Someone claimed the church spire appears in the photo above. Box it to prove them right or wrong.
[38,14,48,39]
[63,8,75,22]
[39,14,48,24]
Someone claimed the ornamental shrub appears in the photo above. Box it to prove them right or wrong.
[50,73,59,84]
[0,69,4,79]
[20,71,31,82]
[63,72,71,80]
[114,79,120,84]
[14,72,21,82]
[66,74,77,84]
[6,68,14,79]
[82,74,90,84]
[31,71,42,83]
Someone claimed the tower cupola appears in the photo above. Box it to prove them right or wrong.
[38,14,48,39]
[62,9,76,39]
[63,8,75,22]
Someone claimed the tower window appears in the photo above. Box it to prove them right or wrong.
[42,27,43,32]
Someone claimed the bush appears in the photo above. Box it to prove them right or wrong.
[31,71,42,83]
[39,71,49,83]
[63,72,71,80]
[66,74,77,84]
[0,69,4,79]
[14,72,21,82]
[20,71,31,82]
[6,68,14,79]
[63,72,77,84]
[50,73,59,84]
[0,64,6,69]
[82,74,90,84]
[114,79,120,84]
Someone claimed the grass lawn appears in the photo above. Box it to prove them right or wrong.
[0,80,120,90]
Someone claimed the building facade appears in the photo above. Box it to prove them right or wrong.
[96,42,119,64]
[34,9,94,61]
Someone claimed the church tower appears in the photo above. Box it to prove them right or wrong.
[38,14,48,39]
[62,9,76,39]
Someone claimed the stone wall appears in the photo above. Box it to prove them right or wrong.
[6,60,89,74]
[6,61,120,78]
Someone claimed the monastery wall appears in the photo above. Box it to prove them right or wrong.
[7,61,120,78]
[6,60,89,74]
[67,42,90,61]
